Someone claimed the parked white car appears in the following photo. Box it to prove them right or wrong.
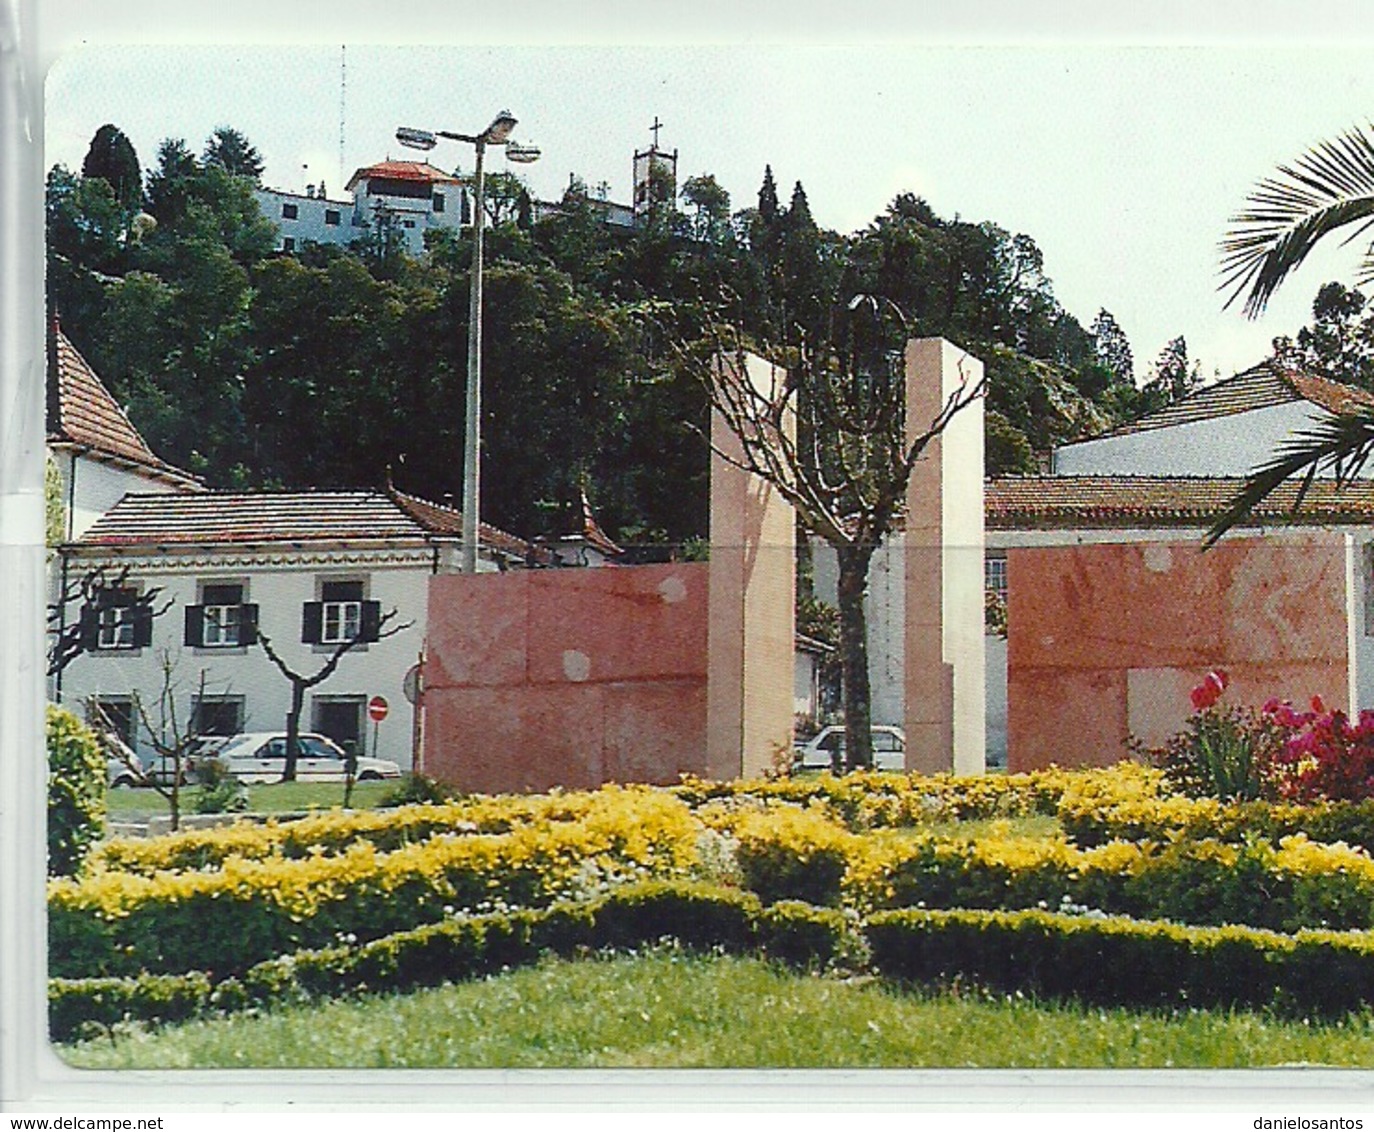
[794,725,907,772]
[195,732,402,784]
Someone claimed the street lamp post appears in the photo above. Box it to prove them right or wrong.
[396,112,539,573]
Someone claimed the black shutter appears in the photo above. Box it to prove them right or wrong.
[131,603,154,648]
[359,600,381,643]
[239,604,259,646]
[78,604,99,651]
[184,605,205,647]
[302,601,323,644]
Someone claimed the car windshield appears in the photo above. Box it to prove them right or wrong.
[299,737,341,759]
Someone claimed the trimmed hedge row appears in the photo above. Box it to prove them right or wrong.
[1058,793,1374,851]
[91,786,687,876]
[50,880,847,1042]
[52,804,701,979]
[865,906,1374,1017]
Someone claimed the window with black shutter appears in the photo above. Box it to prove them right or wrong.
[317,581,364,644]
[86,586,140,651]
[186,583,249,648]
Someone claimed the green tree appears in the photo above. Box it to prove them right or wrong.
[1273,281,1374,389]
[81,123,143,218]
[202,126,265,184]
[46,705,105,876]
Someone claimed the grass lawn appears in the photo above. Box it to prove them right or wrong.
[104,780,395,821]
[59,949,1374,1070]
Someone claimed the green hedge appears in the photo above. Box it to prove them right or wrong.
[46,706,106,877]
[51,881,848,1041]
[1058,796,1374,851]
[865,906,1374,1016]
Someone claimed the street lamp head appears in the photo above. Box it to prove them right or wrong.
[396,126,438,152]
[482,111,517,145]
[505,142,541,164]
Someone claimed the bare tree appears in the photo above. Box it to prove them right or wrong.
[256,609,410,782]
[49,563,172,678]
[674,294,984,770]
[88,652,221,832]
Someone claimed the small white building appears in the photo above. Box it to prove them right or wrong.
[55,487,532,769]
[46,322,202,542]
[255,160,466,256]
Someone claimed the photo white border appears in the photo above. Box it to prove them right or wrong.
[7,0,1374,1115]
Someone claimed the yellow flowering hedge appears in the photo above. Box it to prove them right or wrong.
[844,825,1374,932]
[91,789,640,876]
[50,788,700,978]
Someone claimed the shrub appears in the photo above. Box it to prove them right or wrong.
[46,706,106,877]
[191,756,248,814]
[865,906,1374,1017]
[1137,672,1283,801]
[48,971,241,1043]
[380,772,457,808]
[1263,698,1374,804]
[733,806,852,905]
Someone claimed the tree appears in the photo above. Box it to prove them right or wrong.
[1140,335,1200,410]
[1091,308,1134,386]
[145,138,199,226]
[1273,281,1374,389]
[1210,122,1374,542]
[47,563,171,679]
[202,126,265,184]
[681,174,732,245]
[81,124,143,218]
[255,610,410,782]
[676,292,984,770]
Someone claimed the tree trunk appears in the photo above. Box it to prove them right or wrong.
[836,544,875,771]
[283,680,305,782]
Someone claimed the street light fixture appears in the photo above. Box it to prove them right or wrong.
[395,111,539,574]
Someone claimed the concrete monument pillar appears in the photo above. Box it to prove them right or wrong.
[904,338,986,773]
[706,351,796,780]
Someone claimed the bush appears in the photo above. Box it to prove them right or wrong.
[1137,673,1282,801]
[191,756,248,814]
[380,772,457,808]
[46,706,106,877]
[865,906,1374,1017]
[51,881,851,1039]
[733,807,852,905]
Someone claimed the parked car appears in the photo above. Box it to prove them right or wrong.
[794,724,907,772]
[102,733,147,789]
[196,732,402,784]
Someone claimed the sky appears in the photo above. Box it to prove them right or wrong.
[31,2,1374,385]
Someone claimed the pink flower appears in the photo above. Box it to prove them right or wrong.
[1262,697,1282,715]
[1190,670,1228,712]
[1311,694,1327,715]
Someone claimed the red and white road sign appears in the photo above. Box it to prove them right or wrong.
[367,695,389,723]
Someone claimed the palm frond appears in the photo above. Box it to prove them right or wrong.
[1204,408,1374,547]
[1220,123,1374,317]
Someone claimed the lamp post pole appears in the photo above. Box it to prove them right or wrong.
[395,113,539,574]
[463,136,487,575]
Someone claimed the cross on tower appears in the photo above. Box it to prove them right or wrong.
[650,116,664,148]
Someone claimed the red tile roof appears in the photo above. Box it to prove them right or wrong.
[345,161,462,192]
[1066,361,1374,444]
[47,327,201,488]
[74,489,531,555]
[986,475,1374,529]
[387,486,533,558]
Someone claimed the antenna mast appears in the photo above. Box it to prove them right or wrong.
[338,45,347,188]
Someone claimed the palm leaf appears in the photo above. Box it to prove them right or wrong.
[1220,123,1374,317]
[1204,408,1374,546]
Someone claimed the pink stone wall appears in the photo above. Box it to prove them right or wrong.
[1006,535,1349,773]
[423,563,710,793]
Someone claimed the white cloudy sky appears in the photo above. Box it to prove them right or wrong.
[32,2,1374,384]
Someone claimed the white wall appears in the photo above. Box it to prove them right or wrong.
[56,452,184,541]
[1054,402,1359,478]
[56,549,432,770]
[810,536,905,730]
[254,190,360,252]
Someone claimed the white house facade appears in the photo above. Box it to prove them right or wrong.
[54,488,533,770]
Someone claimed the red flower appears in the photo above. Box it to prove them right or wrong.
[1311,694,1327,715]
[1189,670,1228,712]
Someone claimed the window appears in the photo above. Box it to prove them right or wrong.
[313,695,364,754]
[185,583,257,648]
[303,580,380,646]
[432,191,445,214]
[191,696,244,737]
[80,587,152,652]
[984,554,1008,603]
[282,202,298,219]
[90,697,134,746]
[282,237,296,252]
[325,209,341,226]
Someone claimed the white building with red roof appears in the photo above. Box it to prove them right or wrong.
[985,363,1374,771]
[56,486,535,769]
[254,160,465,256]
